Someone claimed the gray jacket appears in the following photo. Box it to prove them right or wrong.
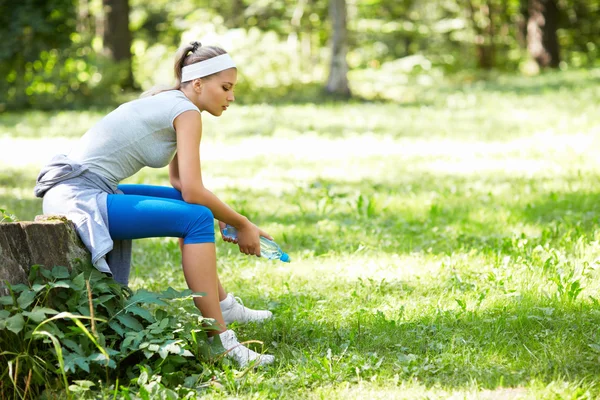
[34,154,132,285]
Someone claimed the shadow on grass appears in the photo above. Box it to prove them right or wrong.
[221,173,600,258]
[246,289,600,391]
[519,190,600,234]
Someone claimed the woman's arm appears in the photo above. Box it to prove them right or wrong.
[169,153,182,191]
[173,110,247,226]
[173,110,271,255]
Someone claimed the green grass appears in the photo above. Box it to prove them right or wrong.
[2,69,600,398]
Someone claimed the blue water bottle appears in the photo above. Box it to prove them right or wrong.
[221,225,290,263]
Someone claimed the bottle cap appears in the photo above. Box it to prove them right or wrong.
[280,253,290,263]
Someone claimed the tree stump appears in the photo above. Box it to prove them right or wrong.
[0,215,91,295]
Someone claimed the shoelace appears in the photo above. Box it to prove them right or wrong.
[232,295,249,317]
[233,295,245,307]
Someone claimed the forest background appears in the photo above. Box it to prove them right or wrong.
[1,0,598,110]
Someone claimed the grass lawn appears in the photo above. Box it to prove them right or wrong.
[1,69,600,398]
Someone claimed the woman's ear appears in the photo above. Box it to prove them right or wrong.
[192,79,203,93]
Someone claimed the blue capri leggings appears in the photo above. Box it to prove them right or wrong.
[107,184,215,244]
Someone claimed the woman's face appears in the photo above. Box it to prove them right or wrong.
[197,68,237,117]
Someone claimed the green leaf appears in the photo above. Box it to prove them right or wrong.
[9,284,29,293]
[49,281,71,289]
[17,290,37,309]
[108,320,125,337]
[31,284,46,292]
[184,374,200,388]
[159,287,183,299]
[121,335,135,351]
[158,341,184,359]
[126,289,169,307]
[159,318,170,330]
[5,314,25,334]
[73,380,95,389]
[62,338,84,355]
[127,305,155,322]
[137,370,149,386]
[28,264,40,282]
[94,294,116,304]
[22,310,47,323]
[22,307,59,323]
[64,352,90,373]
[0,296,14,306]
[0,208,18,222]
[116,314,144,331]
[0,310,9,329]
[88,353,116,368]
[71,273,85,290]
[69,380,95,391]
[40,268,53,279]
[155,309,168,321]
[52,266,70,279]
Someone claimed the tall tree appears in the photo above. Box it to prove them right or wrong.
[527,0,560,68]
[326,0,351,97]
[464,0,496,69]
[102,0,134,88]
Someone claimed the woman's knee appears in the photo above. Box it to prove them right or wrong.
[184,205,215,244]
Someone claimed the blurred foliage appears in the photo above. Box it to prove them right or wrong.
[0,0,598,110]
[0,0,128,110]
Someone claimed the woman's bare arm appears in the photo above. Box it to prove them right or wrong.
[169,153,182,191]
[173,111,248,225]
[173,110,271,255]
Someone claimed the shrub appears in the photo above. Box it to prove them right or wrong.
[0,263,223,398]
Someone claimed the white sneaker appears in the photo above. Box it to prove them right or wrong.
[220,293,273,325]
[218,329,275,368]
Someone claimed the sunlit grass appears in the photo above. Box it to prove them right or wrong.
[1,70,600,398]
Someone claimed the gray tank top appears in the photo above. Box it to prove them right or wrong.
[69,90,200,185]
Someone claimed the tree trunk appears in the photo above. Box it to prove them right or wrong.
[103,0,134,88]
[465,0,496,69]
[527,0,560,68]
[326,0,351,98]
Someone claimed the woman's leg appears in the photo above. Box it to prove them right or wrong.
[107,193,226,332]
[107,192,275,366]
[118,184,228,300]
[112,186,272,325]
[180,243,225,331]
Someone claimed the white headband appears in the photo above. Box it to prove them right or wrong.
[181,54,236,82]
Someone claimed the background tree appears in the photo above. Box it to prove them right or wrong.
[326,0,351,97]
[102,0,134,88]
[464,0,496,69]
[527,0,560,68]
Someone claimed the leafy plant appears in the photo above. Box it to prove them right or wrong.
[0,263,219,398]
[0,208,18,223]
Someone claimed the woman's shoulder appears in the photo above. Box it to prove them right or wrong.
[153,89,186,100]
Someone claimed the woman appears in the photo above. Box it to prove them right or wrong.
[34,42,275,367]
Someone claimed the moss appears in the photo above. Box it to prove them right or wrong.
[35,214,71,224]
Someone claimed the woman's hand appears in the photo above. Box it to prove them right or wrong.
[235,220,273,257]
[219,220,237,244]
